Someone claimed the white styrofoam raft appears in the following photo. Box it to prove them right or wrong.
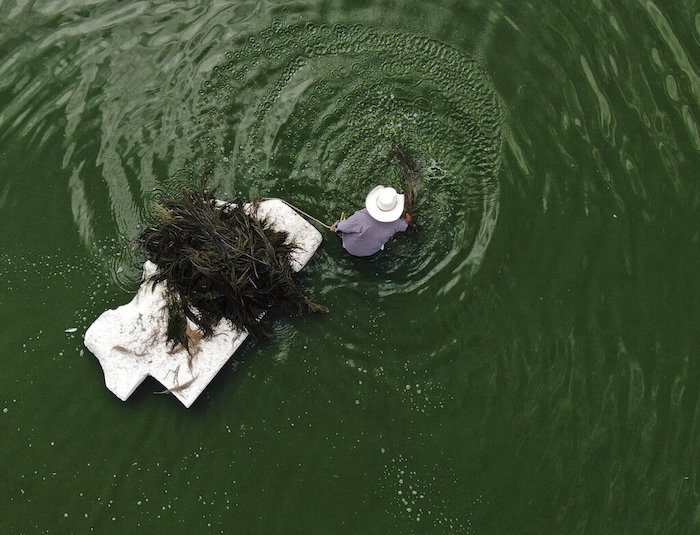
[84,199,322,407]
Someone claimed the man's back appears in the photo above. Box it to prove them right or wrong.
[335,208,408,257]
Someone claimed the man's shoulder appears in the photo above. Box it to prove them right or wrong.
[346,208,371,222]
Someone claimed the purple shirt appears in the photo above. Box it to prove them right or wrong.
[335,208,408,257]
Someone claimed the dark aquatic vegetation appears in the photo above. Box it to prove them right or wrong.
[137,188,326,351]
[389,145,422,215]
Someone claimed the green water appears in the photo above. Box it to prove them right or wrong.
[1,1,699,533]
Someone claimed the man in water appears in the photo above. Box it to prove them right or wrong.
[332,185,413,257]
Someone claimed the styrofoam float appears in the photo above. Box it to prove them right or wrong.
[84,199,322,407]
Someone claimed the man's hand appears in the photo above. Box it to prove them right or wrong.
[404,213,414,225]
[331,223,337,233]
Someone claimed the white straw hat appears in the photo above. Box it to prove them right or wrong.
[365,185,405,222]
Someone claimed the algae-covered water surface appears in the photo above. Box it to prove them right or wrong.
[1,1,699,533]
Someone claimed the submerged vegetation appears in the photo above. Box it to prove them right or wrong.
[138,187,326,351]
[389,145,422,214]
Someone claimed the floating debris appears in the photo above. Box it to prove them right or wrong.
[137,187,327,351]
[84,199,323,407]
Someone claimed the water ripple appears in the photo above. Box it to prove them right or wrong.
[191,22,503,298]
[0,10,504,294]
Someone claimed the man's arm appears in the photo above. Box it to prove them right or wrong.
[394,213,412,232]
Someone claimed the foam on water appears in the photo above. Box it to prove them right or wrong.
[380,453,475,533]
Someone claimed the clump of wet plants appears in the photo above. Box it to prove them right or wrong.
[137,187,326,352]
[388,145,422,214]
